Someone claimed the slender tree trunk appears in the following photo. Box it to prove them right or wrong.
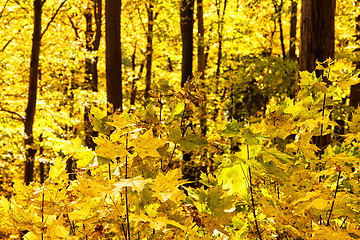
[289,0,297,60]
[215,0,227,79]
[299,0,335,73]
[273,0,286,59]
[180,0,195,87]
[197,0,205,77]
[106,0,122,112]
[84,0,101,150]
[145,1,154,100]
[92,0,101,92]
[24,0,42,185]
[278,3,286,60]
[197,0,207,136]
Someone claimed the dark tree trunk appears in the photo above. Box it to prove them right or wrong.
[289,0,297,60]
[299,0,335,152]
[180,0,195,87]
[24,0,42,185]
[106,0,122,112]
[349,0,360,108]
[273,0,286,59]
[84,0,101,150]
[145,1,154,100]
[197,0,205,78]
[299,0,335,73]
[92,0,101,92]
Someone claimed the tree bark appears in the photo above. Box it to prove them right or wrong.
[106,0,122,112]
[180,0,195,87]
[145,1,154,100]
[197,0,205,78]
[349,0,360,108]
[299,0,335,73]
[289,0,297,60]
[299,0,335,152]
[24,0,42,185]
[84,0,101,150]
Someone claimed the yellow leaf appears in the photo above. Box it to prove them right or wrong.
[132,130,166,158]
[112,176,152,193]
[152,169,186,202]
[93,136,128,161]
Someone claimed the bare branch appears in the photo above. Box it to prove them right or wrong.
[67,14,81,41]
[40,0,67,39]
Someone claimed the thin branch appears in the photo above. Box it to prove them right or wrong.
[66,14,81,41]
[0,107,25,123]
[1,28,22,52]
[40,0,67,39]
[326,170,341,226]
[13,0,29,14]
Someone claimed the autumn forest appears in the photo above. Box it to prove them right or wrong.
[1,0,360,239]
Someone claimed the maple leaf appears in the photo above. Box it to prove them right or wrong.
[112,176,152,193]
[132,130,166,158]
[93,136,128,162]
[152,169,186,202]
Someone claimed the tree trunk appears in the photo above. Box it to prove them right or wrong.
[197,0,207,136]
[299,0,335,152]
[289,0,297,60]
[106,0,122,112]
[197,0,205,78]
[24,0,42,185]
[84,0,101,150]
[215,0,227,79]
[273,0,286,59]
[349,0,360,108]
[145,1,154,100]
[299,0,335,73]
[180,0,195,87]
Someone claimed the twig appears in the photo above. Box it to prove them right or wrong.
[326,170,341,226]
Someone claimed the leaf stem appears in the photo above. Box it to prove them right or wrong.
[163,103,187,171]
[249,167,262,240]
[326,170,341,226]
[125,134,131,240]
[319,93,326,183]
[340,216,348,229]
